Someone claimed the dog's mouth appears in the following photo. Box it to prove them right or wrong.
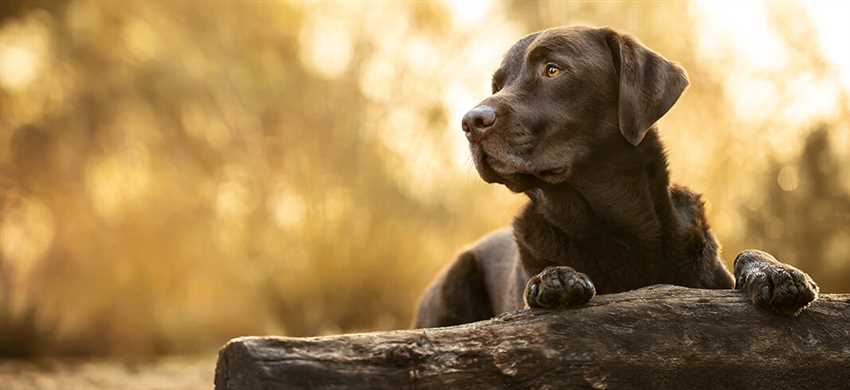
[534,165,570,183]
[471,152,508,185]
[475,150,569,189]
[485,155,518,175]
[538,166,568,177]
[486,153,569,179]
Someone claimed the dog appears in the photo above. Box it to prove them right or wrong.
[415,26,819,328]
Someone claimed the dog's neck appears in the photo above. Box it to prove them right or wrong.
[525,129,677,251]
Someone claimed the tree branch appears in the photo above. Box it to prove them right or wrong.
[214,285,850,389]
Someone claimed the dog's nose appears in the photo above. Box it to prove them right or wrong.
[461,105,496,142]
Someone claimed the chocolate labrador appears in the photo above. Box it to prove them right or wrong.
[415,26,819,328]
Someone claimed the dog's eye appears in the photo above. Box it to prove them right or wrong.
[544,63,561,78]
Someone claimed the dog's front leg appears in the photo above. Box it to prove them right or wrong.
[734,250,819,316]
[524,266,596,309]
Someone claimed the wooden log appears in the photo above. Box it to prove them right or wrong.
[214,285,850,390]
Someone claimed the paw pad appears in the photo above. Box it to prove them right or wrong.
[524,266,595,309]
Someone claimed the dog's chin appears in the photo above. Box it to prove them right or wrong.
[472,157,545,193]
[505,167,571,192]
[502,177,537,193]
[485,171,538,193]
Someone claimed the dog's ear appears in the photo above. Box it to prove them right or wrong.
[601,28,689,146]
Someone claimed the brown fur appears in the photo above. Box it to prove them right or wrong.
[415,26,817,328]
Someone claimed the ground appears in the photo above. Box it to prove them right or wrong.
[0,355,214,390]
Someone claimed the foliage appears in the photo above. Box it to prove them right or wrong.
[742,126,850,292]
[0,0,847,357]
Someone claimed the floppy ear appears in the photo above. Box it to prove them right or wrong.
[603,29,689,146]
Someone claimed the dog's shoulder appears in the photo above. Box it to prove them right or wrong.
[669,184,709,230]
[466,226,517,266]
[669,184,722,263]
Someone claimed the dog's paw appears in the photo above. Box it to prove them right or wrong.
[524,266,595,309]
[735,250,819,316]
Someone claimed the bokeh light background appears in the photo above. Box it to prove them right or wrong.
[1,0,849,358]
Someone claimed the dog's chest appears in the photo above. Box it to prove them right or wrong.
[523,231,663,294]
[515,198,669,294]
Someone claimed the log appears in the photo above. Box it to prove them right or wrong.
[214,285,850,390]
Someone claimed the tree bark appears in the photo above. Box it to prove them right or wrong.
[214,285,850,390]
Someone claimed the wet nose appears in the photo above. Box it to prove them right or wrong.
[461,105,497,142]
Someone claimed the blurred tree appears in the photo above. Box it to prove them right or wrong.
[741,126,850,292]
[0,0,847,359]
[0,0,511,356]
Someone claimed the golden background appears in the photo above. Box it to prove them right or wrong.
[1,0,849,364]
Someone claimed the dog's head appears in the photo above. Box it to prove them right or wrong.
[463,26,688,192]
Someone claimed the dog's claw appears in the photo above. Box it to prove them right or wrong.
[524,266,595,309]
